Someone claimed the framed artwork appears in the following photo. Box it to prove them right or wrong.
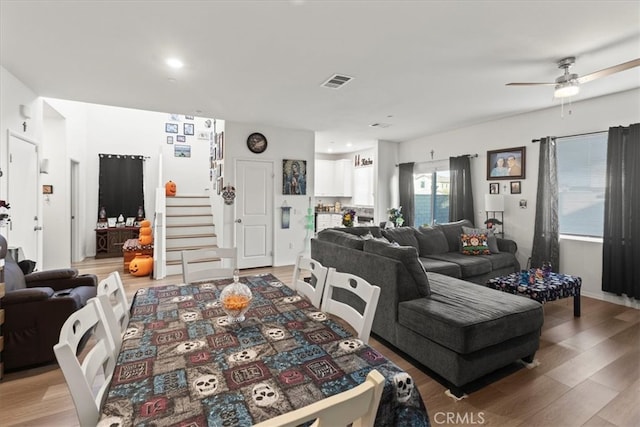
[96,221,108,229]
[487,146,526,180]
[107,217,117,228]
[510,181,522,194]
[165,123,179,133]
[489,183,499,194]
[282,159,307,195]
[174,144,191,157]
[184,123,194,136]
[42,184,53,194]
[185,115,194,120]
[176,135,186,142]
[125,217,135,227]
[166,136,174,144]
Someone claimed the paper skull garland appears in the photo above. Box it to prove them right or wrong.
[193,374,219,397]
[221,184,236,205]
[265,328,286,340]
[252,383,279,407]
[229,349,258,363]
[393,372,414,403]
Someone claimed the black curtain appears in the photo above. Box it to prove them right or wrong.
[448,156,474,222]
[531,137,559,271]
[602,123,640,299]
[398,162,415,226]
[98,154,145,220]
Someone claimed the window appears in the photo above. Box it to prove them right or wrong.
[556,131,607,237]
[413,161,450,226]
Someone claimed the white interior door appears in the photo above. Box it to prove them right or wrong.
[235,159,273,268]
[7,131,40,262]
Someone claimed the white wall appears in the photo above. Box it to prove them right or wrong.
[223,121,315,266]
[399,89,640,308]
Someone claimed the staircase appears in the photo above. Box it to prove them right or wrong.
[165,195,217,277]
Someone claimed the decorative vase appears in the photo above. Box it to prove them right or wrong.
[219,270,252,323]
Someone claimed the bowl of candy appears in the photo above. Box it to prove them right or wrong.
[219,270,252,323]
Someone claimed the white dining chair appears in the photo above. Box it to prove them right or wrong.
[291,255,329,308]
[53,298,118,427]
[253,369,385,427]
[96,271,129,352]
[321,268,381,344]
[181,247,238,284]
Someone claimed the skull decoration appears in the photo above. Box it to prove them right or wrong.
[200,283,216,290]
[265,328,285,340]
[171,295,193,303]
[176,340,205,354]
[193,374,219,397]
[308,312,327,322]
[96,416,125,427]
[229,349,257,363]
[393,372,414,403]
[252,383,279,407]
[123,327,140,340]
[136,288,148,296]
[269,281,283,288]
[283,295,302,303]
[206,300,221,309]
[339,339,364,352]
[181,311,199,322]
[216,316,231,326]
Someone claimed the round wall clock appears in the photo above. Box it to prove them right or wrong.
[247,132,268,153]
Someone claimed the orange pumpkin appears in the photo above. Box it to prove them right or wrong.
[139,234,153,246]
[129,254,153,276]
[139,227,152,236]
[140,220,151,228]
[165,180,177,196]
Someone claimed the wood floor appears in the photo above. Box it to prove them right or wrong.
[0,257,638,426]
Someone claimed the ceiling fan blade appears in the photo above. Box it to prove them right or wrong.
[577,58,640,84]
[506,82,556,86]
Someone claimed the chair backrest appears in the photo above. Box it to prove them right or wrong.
[253,369,384,427]
[291,255,328,308]
[96,271,129,351]
[53,298,117,427]
[321,268,381,344]
[181,247,237,284]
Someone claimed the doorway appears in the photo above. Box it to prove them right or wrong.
[235,159,274,268]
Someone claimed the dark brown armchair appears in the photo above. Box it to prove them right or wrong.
[0,235,97,371]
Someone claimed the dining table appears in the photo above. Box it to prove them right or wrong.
[97,273,430,426]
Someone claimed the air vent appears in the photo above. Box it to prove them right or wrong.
[369,123,391,128]
[321,74,353,89]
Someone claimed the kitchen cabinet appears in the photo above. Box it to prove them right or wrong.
[316,213,343,232]
[352,166,374,206]
[314,159,352,197]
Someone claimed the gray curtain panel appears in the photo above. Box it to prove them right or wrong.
[531,137,559,271]
[602,123,640,299]
[398,163,415,226]
[448,156,475,223]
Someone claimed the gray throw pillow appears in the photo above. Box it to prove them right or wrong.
[317,229,365,250]
[363,239,430,297]
[434,219,473,252]
[416,226,450,255]
[462,225,500,253]
[381,227,420,251]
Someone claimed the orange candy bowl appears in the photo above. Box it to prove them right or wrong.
[219,280,252,323]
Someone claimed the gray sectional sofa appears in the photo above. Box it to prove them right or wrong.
[311,220,543,397]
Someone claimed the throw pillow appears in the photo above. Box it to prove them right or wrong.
[363,239,430,297]
[434,219,474,252]
[381,227,420,251]
[317,229,365,250]
[460,233,491,255]
[416,226,450,255]
[462,225,500,253]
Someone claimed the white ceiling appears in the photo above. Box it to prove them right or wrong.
[1,1,639,154]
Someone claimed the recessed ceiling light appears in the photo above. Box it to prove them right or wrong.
[166,58,184,69]
[346,142,353,147]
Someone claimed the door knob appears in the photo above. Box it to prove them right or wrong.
[235,218,242,223]
[34,226,43,231]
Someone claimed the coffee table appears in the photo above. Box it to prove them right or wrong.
[486,271,582,317]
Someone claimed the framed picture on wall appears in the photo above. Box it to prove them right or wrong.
[165,123,179,133]
[489,182,499,194]
[176,135,186,142]
[510,181,522,194]
[184,123,194,136]
[487,146,526,180]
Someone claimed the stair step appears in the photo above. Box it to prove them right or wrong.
[167,233,216,239]
[166,213,213,217]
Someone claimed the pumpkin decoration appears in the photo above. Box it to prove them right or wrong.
[129,254,153,276]
[138,220,153,246]
[165,180,177,197]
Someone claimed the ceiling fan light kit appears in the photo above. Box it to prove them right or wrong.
[554,81,580,98]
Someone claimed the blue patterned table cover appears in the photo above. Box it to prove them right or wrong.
[98,274,430,426]
[486,271,582,304]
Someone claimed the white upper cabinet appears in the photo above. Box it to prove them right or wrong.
[314,159,352,197]
[352,165,374,206]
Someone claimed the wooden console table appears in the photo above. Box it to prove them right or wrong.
[95,227,140,258]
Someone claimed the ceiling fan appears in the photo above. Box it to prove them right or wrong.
[507,57,640,98]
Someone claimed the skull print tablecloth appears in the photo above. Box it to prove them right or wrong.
[98,274,430,426]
